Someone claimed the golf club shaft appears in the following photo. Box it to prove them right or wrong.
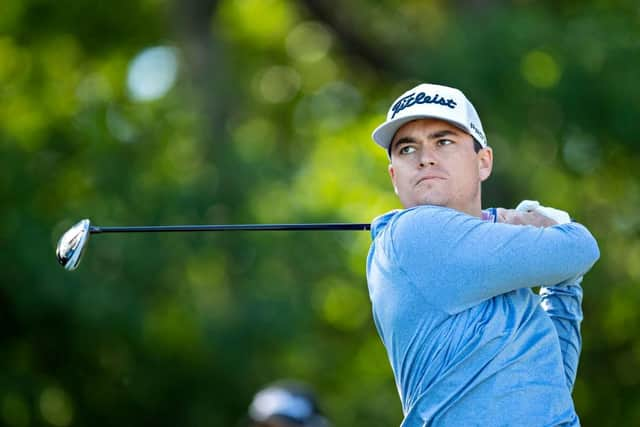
[89,223,371,234]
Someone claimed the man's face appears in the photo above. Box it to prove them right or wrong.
[388,118,493,215]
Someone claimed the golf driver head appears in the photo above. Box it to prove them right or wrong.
[56,219,91,271]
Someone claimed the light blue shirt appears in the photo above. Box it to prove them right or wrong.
[366,205,599,426]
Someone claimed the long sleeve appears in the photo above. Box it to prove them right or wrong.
[367,206,598,427]
[539,277,584,391]
[387,205,600,314]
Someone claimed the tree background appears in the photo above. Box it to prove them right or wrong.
[1,0,639,425]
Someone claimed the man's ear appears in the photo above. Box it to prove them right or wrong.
[478,147,493,182]
[388,164,399,194]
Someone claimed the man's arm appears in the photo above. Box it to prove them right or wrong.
[539,277,584,391]
[504,203,589,391]
[387,206,600,314]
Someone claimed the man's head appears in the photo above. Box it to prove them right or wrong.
[372,83,493,216]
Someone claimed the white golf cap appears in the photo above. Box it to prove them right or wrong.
[372,83,487,151]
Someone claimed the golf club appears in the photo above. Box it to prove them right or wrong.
[56,219,371,271]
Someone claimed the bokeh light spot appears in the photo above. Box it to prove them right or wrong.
[521,50,561,88]
[297,57,338,92]
[106,106,136,143]
[39,387,73,427]
[562,130,601,174]
[232,116,277,161]
[127,46,179,102]
[286,21,332,63]
[258,66,300,103]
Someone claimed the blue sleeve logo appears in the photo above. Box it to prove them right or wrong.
[390,92,457,119]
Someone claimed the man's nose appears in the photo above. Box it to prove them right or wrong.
[418,145,437,167]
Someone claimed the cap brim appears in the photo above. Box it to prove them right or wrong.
[372,114,471,150]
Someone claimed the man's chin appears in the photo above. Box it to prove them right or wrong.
[402,196,449,209]
[419,193,448,207]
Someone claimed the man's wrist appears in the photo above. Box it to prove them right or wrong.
[482,207,498,223]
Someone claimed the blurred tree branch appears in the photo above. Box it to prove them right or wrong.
[170,0,246,209]
[171,0,232,147]
[299,0,411,78]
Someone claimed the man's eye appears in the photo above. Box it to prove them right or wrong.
[399,146,416,154]
[438,139,454,146]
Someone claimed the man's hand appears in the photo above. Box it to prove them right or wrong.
[496,200,572,227]
[497,208,558,227]
[515,200,571,224]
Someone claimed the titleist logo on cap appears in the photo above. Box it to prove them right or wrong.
[469,122,485,142]
[391,92,458,119]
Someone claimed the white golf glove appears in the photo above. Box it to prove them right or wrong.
[515,200,571,225]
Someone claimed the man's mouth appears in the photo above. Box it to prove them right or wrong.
[416,175,446,185]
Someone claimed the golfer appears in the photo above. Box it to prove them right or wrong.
[366,83,599,426]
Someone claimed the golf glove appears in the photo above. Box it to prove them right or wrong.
[515,200,571,225]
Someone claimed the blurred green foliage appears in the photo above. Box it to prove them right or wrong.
[1,0,640,425]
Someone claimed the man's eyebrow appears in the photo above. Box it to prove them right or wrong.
[392,136,417,149]
[427,129,459,139]
[391,129,459,151]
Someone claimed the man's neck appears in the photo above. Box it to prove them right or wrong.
[447,201,483,218]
